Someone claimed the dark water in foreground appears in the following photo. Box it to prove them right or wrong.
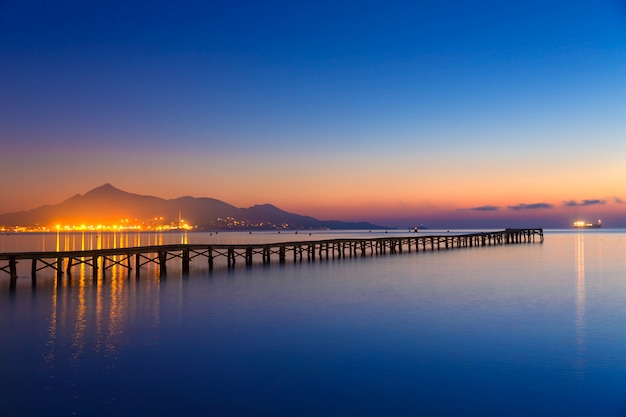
[1,230,626,416]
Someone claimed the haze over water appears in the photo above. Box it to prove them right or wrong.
[2,229,626,416]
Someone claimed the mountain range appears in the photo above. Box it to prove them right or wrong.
[0,184,387,230]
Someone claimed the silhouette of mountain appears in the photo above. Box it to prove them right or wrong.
[0,184,388,230]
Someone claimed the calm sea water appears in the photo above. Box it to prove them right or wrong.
[1,229,626,416]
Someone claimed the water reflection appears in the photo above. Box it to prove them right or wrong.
[3,229,407,255]
[71,266,87,363]
[4,231,626,416]
[106,264,125,357]
[43,262,162,370]
[574,230,586,375]
[44,282,58,369]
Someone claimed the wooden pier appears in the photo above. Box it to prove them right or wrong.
[0,229,543,289]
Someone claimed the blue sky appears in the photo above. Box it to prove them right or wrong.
[1,1,625,228]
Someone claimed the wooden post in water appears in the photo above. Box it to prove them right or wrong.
[228,248,235,268]
[158,249,167,277]
[31,259,37,286]
[208,247,214,271]
[262,247,269,264]
[182,248,190,275]
[9,256,17,290]
[246,247,253,266]
[135,254,141,278]
[56,258,63,282]
[92,255,98,280]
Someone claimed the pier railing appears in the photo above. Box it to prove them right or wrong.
[0,228,543,289]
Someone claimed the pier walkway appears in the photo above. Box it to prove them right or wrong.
[1,228,543,289]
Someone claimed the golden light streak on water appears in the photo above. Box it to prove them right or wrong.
[106,262,125,356]
[71,264,87,364]
[574,230,586,376]
[44,279,58,369]
[95,268,104,354]
[150,267,160,330]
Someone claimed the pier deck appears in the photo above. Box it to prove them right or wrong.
[1,228,543,289]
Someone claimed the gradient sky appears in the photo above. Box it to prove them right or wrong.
[1,0,625,228]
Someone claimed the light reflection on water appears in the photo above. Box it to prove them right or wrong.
[575,231,586,376]
[1,230,626,416]
[1,229,478,254]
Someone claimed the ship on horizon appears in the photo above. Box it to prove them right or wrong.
[573,219,602,228]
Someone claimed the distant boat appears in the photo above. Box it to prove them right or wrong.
[573,219,602,228]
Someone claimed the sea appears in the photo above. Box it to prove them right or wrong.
[1,228,626,417]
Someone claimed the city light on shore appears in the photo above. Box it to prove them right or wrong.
[2,217,195,233]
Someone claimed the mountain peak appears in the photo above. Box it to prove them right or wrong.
[82,183,129,198]
[89,183,119,192]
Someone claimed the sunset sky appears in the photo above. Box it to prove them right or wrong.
[1,1,625,228]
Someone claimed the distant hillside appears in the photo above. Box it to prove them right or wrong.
[0,183,388,230]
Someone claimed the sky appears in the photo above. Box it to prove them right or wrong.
[1,0,625,228]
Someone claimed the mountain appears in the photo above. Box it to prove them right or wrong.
[0,184,388,230]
